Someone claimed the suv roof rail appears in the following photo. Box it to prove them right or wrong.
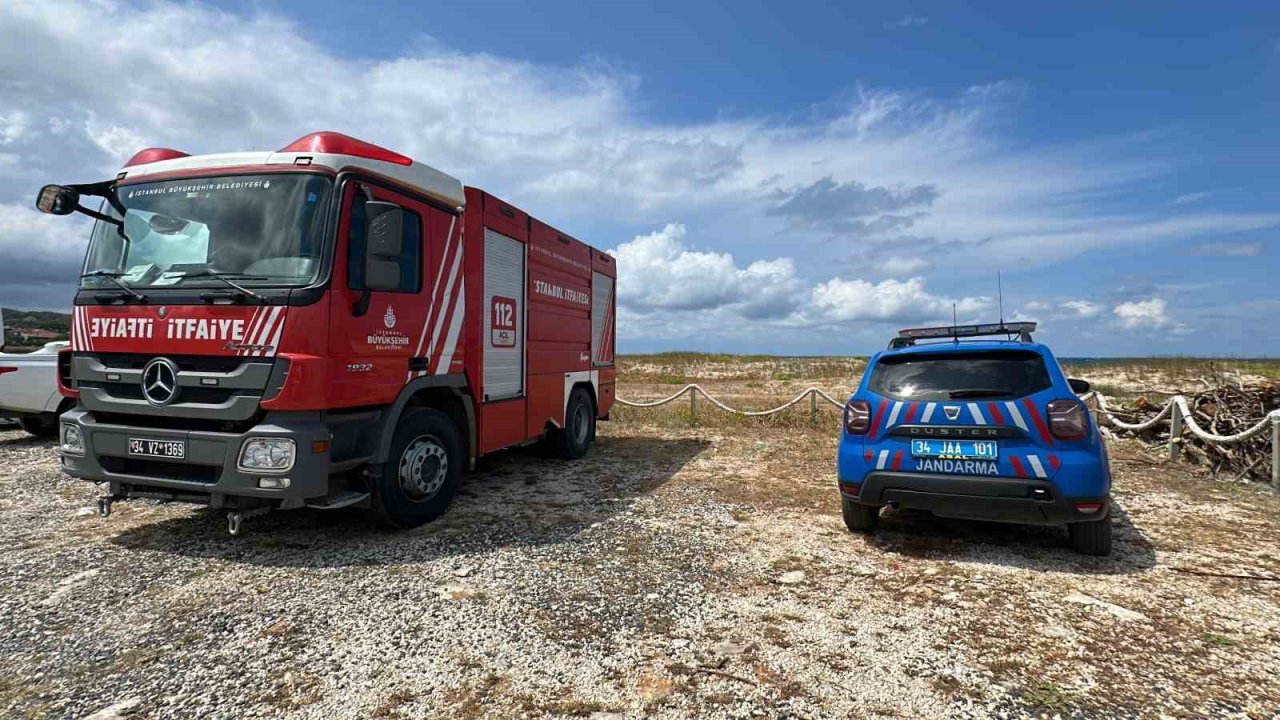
[889,321,1036,349]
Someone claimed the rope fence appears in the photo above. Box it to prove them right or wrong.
[616,385,1280,488]
[1085,391,1280,488]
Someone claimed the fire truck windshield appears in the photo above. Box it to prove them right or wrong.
[81,173,333,290]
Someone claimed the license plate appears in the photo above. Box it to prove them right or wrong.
[910,439,998,460]
[128,438,186,460]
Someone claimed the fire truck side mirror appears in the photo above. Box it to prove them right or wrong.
[36,185,80,216]
[363,201,405,292]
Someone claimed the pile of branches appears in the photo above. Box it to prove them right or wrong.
[1103,378,1279,483]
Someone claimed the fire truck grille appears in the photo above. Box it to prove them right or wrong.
[71,353,277,423]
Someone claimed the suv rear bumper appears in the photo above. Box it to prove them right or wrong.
[847,471,1109,526]
[58,408,332,507]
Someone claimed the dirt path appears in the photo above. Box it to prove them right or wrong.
[1,422,1277,719]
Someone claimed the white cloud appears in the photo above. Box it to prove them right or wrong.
[1192,241,1263,257]
[610,223,801,319]
[1172,191,1213,205]
[1114,297,1171,330]
[609,225,989,339]
[0,112,29,145]
[808,277,989,323]
[885,15,929,29]
[876,256,933,275]
[1061,300,1103,317]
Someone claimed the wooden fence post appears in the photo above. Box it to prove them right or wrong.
[1271,416,1279,491]
[809,390,817,425]
[689,386,697,423]
[1169,402,1183,461]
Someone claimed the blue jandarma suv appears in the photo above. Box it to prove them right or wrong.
[837,322,1113,556]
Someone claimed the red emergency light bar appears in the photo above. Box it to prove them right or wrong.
[891,322,1036,349]
[279,132,413,166]
[123,148,190,167]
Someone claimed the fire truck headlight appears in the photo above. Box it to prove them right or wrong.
[238,438,295,473]
[60,424,84,456]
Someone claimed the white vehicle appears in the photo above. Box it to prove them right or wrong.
[0,340,71,437]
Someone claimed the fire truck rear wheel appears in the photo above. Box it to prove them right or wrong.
[558,387,595,460]
[373,408,463,528]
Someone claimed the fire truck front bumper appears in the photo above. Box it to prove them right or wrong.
[58,408,333,506]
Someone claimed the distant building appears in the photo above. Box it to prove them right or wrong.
[15,328,59,342]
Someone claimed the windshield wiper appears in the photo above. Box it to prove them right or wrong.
[180,270,270,304]
[80,270,147,303]
[948,389,1009,399]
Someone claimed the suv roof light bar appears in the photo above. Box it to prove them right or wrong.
[889,321,1037,349]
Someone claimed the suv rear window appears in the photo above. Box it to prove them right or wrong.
[867,350,1052,401]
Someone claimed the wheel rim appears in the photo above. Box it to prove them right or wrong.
[571,403,590,445]
[398,434,448,502]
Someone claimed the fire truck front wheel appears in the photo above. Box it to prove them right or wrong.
[373,408,463,528]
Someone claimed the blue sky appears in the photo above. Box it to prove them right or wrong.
[0,0,1276,355]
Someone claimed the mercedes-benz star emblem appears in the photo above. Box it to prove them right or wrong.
[141,358,180,406]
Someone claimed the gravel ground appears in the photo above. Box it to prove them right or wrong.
[2,421,1279,719]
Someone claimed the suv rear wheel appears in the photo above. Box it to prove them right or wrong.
[842,498,880,533]
[1068,517,1112,556]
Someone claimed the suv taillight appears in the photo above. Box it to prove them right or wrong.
[1047,399,1087,441]
[844,400,871,435]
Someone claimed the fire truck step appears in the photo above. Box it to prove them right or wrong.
[306,491,370,510]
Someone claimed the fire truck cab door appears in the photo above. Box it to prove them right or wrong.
[328,180,447,409]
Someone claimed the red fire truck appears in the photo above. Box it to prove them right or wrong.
[36,132,616,534]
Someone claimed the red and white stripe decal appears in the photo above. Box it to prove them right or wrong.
[241,306,285,357]
[595,283,615,363]
[1010,453,1058,479]
[885,401,904,428]
[986,402,1005,425]
[1023,398,1055,446]
[1010,455,1028,478]
[76,307,94,352]
[1026,454,1048,478]
[408,216,458,381]
[891,449,904,471]
[875,449,890,470]
[871,398,889,438]
[432,277,465,374]
[1005,401,1029,432]
[418,222,464,378]
[238,306,267,357]
[921,402,937,423]
[967,402,987,425]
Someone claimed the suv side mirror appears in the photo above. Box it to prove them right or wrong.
[362,201,405,292]
[36,185,80,216]
[1068,378,1091,394]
